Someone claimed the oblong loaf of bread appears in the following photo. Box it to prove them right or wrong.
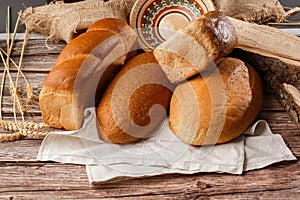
[97,52,173,144]
[169,58,263,146]
[87,18,138,55]
[39,18,137,130]
[154,11,238,83]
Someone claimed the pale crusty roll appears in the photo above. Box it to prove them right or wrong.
[169,58,263,146]
[154,11,238,83]
[96,52,173,144]
[39,18,137,130]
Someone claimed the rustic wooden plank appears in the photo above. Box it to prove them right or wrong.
[0,72,46,97]
[2,190,298,200]
[1,188,298,200]
[0,160,298,199]
[0,94,40,114]
[261,98,284,111]
[0,38,65,56]
[258,111,300,132]
[0,140,42,161]
[0,54,57,71]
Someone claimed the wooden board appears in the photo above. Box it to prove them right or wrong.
[0,34,299,199]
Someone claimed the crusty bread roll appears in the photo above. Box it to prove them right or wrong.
[96,52,173,144]
[154,11,238,83]
[169,58,263,146]
[39,18,137,130]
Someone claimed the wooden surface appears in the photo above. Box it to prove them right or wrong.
[0,34,299,199]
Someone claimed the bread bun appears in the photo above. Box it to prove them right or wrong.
[154,11,238,83]
[169,58,263,145]
[39,18,137,130]
[96,52,173,144]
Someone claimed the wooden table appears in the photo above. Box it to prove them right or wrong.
[0,34,299,199]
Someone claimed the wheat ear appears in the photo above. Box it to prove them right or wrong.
[0,132,22,142]
[0,120,49,131]
[21,129,51,140]
[278,7,300,22]
[0,120,53,142]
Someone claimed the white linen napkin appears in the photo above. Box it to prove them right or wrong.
[37,107,296,183]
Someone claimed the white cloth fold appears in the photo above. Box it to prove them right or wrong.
[37,107,296,183]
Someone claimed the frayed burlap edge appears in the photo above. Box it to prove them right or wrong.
[21,0,127,44]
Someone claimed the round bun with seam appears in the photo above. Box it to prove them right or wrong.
[169,57,263,145]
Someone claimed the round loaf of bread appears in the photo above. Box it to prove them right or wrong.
[169,57,263,145]
[96,52,173,144]
[39,18,137,130]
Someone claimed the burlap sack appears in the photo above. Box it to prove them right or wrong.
[213,0,285,23]
[21,0,127,43]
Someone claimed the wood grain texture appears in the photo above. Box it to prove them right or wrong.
[0,35,299,199]
[0,161,298,199]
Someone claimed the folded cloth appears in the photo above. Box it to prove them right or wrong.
[37,107,296,183]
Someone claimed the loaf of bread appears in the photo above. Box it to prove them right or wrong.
[96,52,173,144]
[153,11,238,83]
[39,18,137,130]
[169,58,263,145]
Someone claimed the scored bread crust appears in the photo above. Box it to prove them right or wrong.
[39,18,137,130]
[154,11,238,83]
[96,52,173,144]
[169,58,263,145]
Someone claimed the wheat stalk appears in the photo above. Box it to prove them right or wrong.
[0,132,22,142]
[13,28,29,123]
[21,129,51,140]
[0,130,53,142]
[0,52,25,124]
[0,48,36,109]
[1,7,11,121]
[278,7,300,22]
[0,120,55,142]
[0,9,25,123]
[0,9,56,142]
[6,7,10,54]
[0,48,37,116]
[0,120,49,131]
[0,48,30,84]
[25,84,35,108]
